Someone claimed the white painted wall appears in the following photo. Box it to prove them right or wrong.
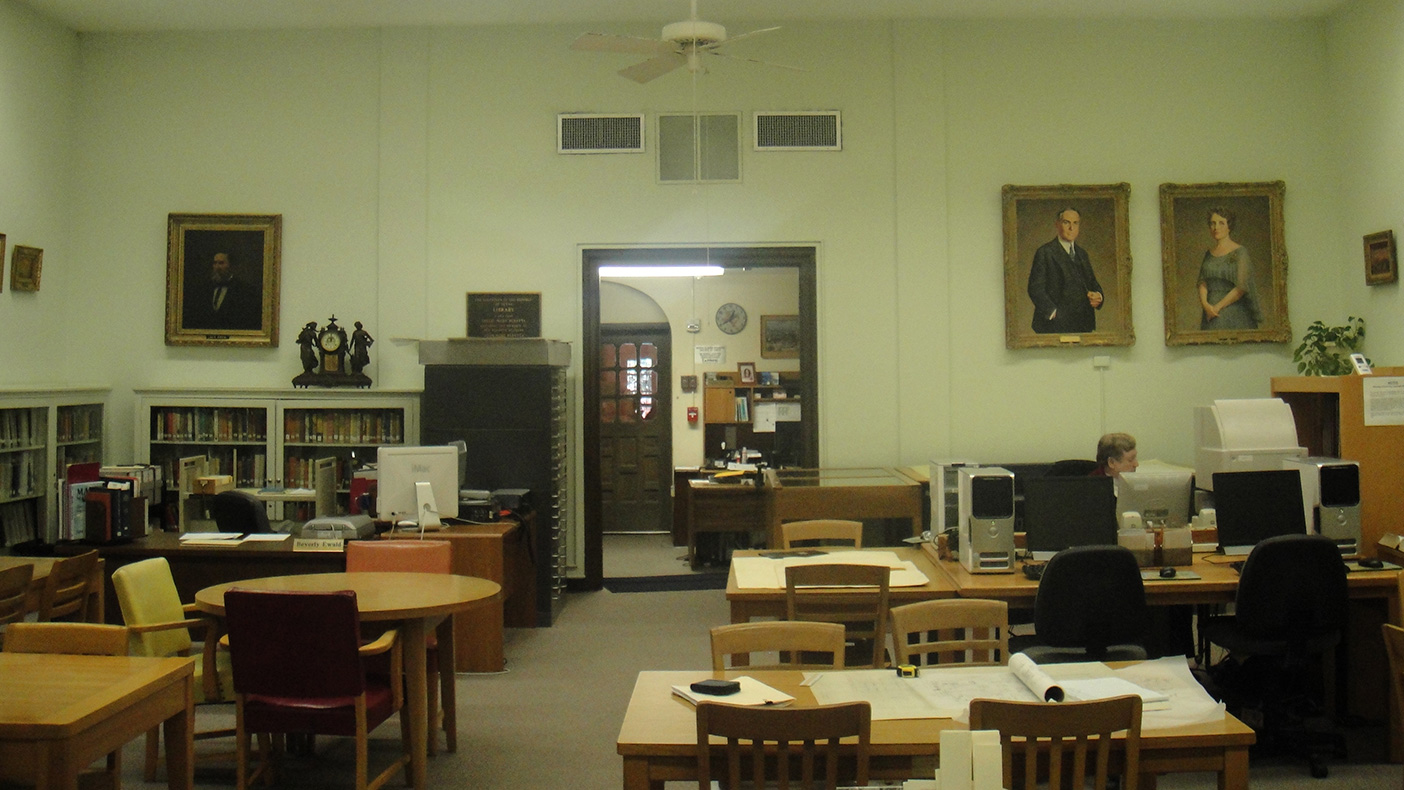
[8,2,1404,570]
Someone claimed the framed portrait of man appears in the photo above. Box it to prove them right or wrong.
[1159,182,1289,346]
[165,213,282,347]
[1003,183,1133,349]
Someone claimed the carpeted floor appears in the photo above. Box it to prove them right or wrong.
[602,572,728,593]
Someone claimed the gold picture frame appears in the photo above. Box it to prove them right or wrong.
[760,314,800,359]
[166,213,281,347]
[1159,182,1289,346]
[0,233,6,293]
[10,245,42,292]
[1003,183,1134,349]
[1364,229,1397,286]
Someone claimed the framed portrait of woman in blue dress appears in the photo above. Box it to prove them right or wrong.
[1159,182,1289,346]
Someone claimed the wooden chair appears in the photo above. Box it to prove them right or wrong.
[0,564,34,646]
[781,519,863,550]
[345,539,456,754]
[223,589,407,790]
[969,695,1142,790]
[37,550,100,622]
[1383,623,1404,789]
[3,622,130,789]
[710,621,847,671]
[113,556,234,781]
[696,700,871,790]
[785,563,890,668]
[889,599,1009,667]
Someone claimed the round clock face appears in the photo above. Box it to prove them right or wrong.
[319,330,343,353]
[715,302,748,334]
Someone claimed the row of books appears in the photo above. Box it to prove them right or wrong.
[0,454,40,501]
[156,451,265,490]
[0,501,38,546]
[56,405,103,444]
[0,408,43,449]
[283,410,404,445]
[58,463,158,543]
[283,454,350,489]
[151,407,269,443]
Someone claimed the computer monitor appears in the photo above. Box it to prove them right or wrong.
[376,445,460,526]
[1211,469,1307,555]
[1116,468,1194,530]
[1021,476,1119,561]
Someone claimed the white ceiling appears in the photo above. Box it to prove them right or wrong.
[18,0,1353,34]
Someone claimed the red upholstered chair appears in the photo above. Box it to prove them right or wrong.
[223,589,407,790]
[345,539,457,754]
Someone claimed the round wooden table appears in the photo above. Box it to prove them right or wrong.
[195,572,500,789]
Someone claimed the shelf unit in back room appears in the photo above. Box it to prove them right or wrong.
[419,339,571,627]
[0,388,108,548]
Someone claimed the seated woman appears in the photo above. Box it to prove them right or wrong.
[1092,433,1138,480]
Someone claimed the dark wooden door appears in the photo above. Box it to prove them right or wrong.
[598,325,672,533]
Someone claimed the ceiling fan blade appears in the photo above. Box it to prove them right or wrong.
[708,50,808,73]
[572,32,675,56]
[711,26,780,47]
[619,53,689,83]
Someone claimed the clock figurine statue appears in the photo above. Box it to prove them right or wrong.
[293,315,372,388]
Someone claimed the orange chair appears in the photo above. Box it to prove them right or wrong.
[345,539,456,754]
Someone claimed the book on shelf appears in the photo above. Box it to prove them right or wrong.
[735,396,750,422]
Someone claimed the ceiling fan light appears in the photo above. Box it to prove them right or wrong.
[662,20,726,46]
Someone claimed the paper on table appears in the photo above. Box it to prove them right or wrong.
[179,532,240,541]
[1059,677,1170,710]
[242,533,291,542]
[672,676,795,707]
[1009,653,1064,701]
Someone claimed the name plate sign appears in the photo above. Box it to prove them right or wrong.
[293,537,345,552]
[467,292,541,338]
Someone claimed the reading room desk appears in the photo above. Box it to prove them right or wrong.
[617,668,1254,790]
[725,546,956,624]
[0,653,194,790]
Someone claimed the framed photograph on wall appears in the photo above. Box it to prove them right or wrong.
[1159,182,1289,346]
[760,314,800,358]
[165,213,282,347]
[1364,229,1397,286]
[10,245,42,292]
[1002,183,1134,349]
[0,233,6,293]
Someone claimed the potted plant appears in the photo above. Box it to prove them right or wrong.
[1292,316,1368,375]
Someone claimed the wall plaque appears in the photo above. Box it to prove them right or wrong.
[467,292,541,338]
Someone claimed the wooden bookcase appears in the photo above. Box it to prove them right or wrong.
[135,388,419,524]
[0,387,108,546]
[1271,367,1404,556]
[701,371,803,464]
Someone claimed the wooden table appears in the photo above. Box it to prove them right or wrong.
[725,546,958,624]
[763,467,926,548]
[0,653,194,790]
[686,479,766,569]
[195,571,500,789]
[0,555,105,622]
[617,669,1255,790]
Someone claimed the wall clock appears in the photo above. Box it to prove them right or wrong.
[715,302,748,334]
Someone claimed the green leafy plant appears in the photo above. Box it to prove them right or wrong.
[1293,316,1368,376]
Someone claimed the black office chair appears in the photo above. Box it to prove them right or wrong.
[211,491,271,533]
[1203,534,1348,778]
[1045,459,1100,477]
[1022,545,1148,664]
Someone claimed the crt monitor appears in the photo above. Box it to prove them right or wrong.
[1116,468,1194,529]
[376,445,460,524]
[1211,469,1307,554]
[1021,476,1119,561]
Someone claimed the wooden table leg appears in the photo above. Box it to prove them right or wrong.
[403,618,429,789]
[1219,745,1249,790]
[435,614,457,752]
[621,755,663,790]
[164,672,195,790]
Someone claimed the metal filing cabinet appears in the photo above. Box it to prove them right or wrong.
[419,339,571,626]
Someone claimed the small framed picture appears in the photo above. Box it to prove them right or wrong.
[0,233,6,293]
[10,245,42,292]
[760,314,800,358]
[1364,230,1397,286]
[738,362,757,385]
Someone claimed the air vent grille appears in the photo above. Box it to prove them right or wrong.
[754,111,842,151]
[658,113,740,183]
[558,114,645,153]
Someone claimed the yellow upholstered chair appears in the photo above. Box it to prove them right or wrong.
[889,599,1010,667]
[709,621,847,671]
[113,556,234,781]
[345,539,456,754]
[781,519,863,550]
[969,695,1142,790]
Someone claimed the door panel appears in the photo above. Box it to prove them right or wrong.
[599,327,671,533]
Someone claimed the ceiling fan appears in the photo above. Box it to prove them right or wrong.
[571,0,804,84]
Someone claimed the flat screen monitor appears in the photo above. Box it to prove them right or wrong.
[1211,469,1307,554]
[376,445,460,523]
[1021,476,1119,561]
[1116,468,1194,530]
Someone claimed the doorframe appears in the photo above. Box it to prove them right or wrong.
[578,245,819,590]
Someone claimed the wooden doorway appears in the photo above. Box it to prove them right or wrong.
[580,246,819,589]
[599,324,672,534]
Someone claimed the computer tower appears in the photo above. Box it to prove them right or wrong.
[929,460,979,535]
[1284,457,1361,556]
[958,467,1015,574]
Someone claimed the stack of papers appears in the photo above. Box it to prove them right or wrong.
[672,676,796,707]
[179,532,246,546]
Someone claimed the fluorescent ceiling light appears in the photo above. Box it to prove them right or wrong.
[599,265,724,278]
